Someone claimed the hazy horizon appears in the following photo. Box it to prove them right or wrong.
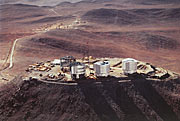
[0,0,87,6]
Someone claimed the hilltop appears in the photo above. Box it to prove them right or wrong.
[0,0,180,121]
[0,62,180,121]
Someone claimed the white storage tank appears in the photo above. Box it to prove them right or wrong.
[70,62,86,80]
[122,58,138,74]
[94,61,110,77]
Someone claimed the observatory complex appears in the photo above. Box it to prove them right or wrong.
[25,56,178,83]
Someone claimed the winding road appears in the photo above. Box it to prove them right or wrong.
[8,39,19,69]
[1,8,80,72]
[3,9,60,70]
[49,9,60,16]
[0,8,83,85]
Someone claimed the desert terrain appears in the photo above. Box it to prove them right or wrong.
[0,0,180,121]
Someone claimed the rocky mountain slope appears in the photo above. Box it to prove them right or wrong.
[0,75,180,121]
[0,0,180,121]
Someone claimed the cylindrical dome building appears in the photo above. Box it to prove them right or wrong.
[122,58,138,74]
[70,62,86,80]
[93,61,110,77]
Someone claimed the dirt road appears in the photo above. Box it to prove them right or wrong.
[49,9,60,16]
[8,39,19,69]
[37,79,78,86]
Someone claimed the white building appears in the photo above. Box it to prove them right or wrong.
[70,62,86,80]
[122,58,138,74]
[51,59,60,65]
[93,61,110,77]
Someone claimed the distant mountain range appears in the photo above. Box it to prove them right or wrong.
[1,0,180,6]
[0,0,86,6]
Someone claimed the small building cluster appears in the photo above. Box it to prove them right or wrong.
[27,61,53,72]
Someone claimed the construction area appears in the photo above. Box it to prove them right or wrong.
[34,18,87,33]
[25,56,179,84]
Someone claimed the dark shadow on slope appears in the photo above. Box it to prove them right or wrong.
[78,82,121,121]
[132,78,180,121]
[102,81,148,121]
[30,37,116,57]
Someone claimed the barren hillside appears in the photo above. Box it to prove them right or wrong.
[0,76,180,121]
[0,0,180,121]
